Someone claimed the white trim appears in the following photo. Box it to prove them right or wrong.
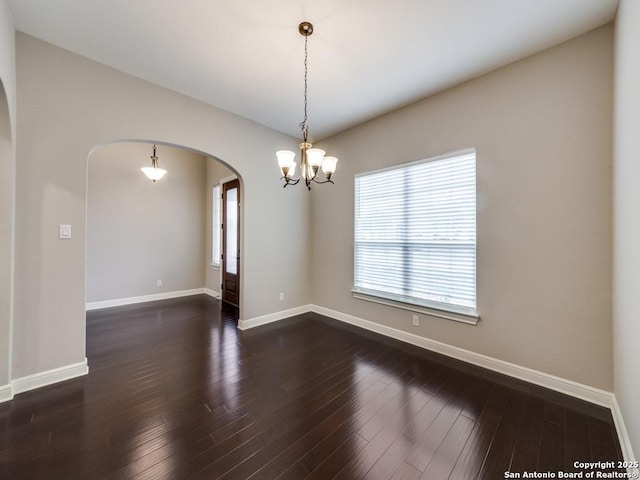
[352,290,479,325]
[220,174,238,185]
[612,396,639,467]
[238,305,312,330]
[11,359,88,396]
[0,384,13,402]
[204,288,220,299]
[310,305,614,408]
[86,288,206,310]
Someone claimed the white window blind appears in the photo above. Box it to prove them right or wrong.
[212,184,221,267]
[353,150,477,318]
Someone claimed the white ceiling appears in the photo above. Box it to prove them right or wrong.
[7,0,618,140]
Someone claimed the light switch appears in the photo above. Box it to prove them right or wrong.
[59,224,72,239]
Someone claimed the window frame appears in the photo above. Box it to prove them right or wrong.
[352,148,479,325]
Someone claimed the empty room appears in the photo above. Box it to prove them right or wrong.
[0,1,639,479]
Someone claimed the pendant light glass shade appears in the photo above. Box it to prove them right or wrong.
[306,148,325,168]
[141,165,167,182]
[321,156,338,178]
[141,144,167,183]
[276,150,296,178]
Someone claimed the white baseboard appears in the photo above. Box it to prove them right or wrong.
[310,305,614,408]
[612,396,638,468]
[86,288,206,310]
[10,358,89,396]
[204,288,220,299]
[0,383,13,402]
[238,305,312,330]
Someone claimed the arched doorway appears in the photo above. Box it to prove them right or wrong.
[85,140,243,316]
[0,80,15,398]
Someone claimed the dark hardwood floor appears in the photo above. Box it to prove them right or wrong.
[0,295,624,479]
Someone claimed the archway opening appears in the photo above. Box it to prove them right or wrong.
[85,140,244,318]
[0,79,15,394]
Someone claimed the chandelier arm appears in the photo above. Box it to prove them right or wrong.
[280,175,300,183]
[311,177,335,185]
[283,178,301,188]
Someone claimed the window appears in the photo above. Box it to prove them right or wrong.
[212,184,221,267]
[353,149,477,323]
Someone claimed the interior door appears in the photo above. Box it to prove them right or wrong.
[222,179,240,306]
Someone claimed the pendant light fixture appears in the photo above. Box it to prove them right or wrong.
[277,22,338,190]
[141,144,167,183]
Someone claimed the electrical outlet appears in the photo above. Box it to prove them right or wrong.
[279,292,284,301]
[157,279,162,287]
[412,314,419,327]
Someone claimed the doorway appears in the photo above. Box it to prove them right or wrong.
[222,178,240,306]
[86,142,243,315]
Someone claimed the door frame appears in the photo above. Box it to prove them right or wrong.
[221,177,241,306]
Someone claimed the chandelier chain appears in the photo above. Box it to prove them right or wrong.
[300,33,309,142]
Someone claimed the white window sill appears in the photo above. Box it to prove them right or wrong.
[351,289,479,326]
[210,264,220,270]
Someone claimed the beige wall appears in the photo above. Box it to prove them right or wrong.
[13,33,311,379]
[614,0,640,461]
[312,25,614,390]
[0,0,14,129]
[205,158,234,295]
[0,0,15,391]
[87,142,207,303]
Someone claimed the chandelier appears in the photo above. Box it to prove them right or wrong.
[141,144,167,183]
[277,22,338,190]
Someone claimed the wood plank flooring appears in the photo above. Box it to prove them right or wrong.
[0,295,624,479]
